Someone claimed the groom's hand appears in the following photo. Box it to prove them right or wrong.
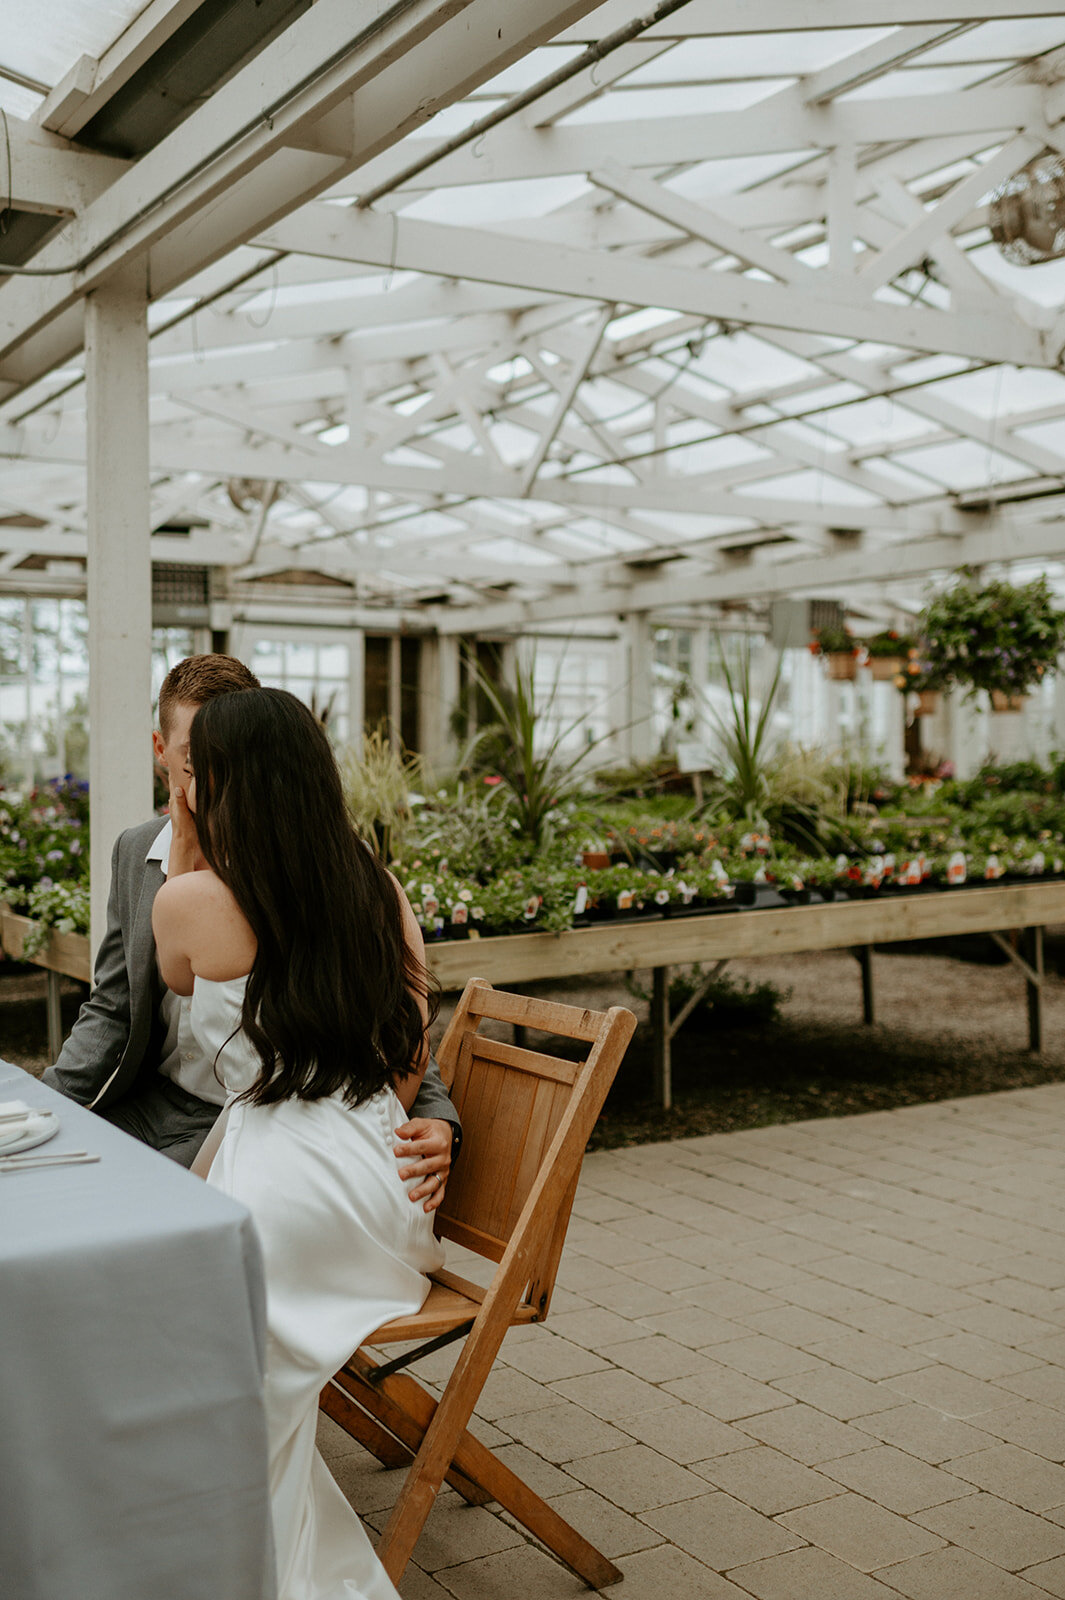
[395,1117,453,1213]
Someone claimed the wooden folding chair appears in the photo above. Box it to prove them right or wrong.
[320,977,637,1589]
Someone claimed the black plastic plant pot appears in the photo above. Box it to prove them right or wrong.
[733,883,757,905]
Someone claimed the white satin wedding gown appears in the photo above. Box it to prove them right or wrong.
[192,976,445,1600]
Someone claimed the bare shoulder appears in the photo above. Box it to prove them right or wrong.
[155,870,257,980]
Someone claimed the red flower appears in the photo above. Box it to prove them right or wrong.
[483,775,502,786]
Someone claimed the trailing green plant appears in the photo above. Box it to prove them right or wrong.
[18,880,91,956]
[921,570,1065,700]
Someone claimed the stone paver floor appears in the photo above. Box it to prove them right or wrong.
[319,1082,1065,1598]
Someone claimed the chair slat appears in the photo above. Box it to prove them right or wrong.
[469,1033,580,1085]
[464,985,604,1042]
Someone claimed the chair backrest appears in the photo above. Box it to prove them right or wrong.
[434,979,636,1319]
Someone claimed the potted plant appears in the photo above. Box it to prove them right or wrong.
[810,624,859,681]
[921,571,1065,710]
[862,629,914,681]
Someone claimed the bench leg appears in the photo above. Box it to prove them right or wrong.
[651,965,671,1110]
[852,945,875,1025]
[1024,926,1045,1053]
[46,970,63,1062]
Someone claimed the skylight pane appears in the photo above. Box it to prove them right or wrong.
[3,1,145,90]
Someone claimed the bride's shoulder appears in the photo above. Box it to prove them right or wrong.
[155,870,256,977]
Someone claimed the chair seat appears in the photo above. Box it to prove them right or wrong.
[368,1271,539,1344]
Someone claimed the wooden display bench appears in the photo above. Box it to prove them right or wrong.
[5,883,1064,1106]
[423,882,1065,1108]
[1,905,92,1063]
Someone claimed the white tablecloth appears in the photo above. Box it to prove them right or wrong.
[0,1061,275,1600]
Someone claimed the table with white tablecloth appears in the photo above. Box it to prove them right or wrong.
[0,1061,275,1600]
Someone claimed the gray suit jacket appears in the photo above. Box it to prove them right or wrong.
[43,817,458,1129]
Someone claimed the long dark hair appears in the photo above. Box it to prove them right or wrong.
[189,687,435,1106]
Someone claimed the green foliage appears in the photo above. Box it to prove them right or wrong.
[921,570,1065,699]
[628,965,791,1031]
[697,641,856,855]
[861,629,914,659]
[0,777,90,907]
[464,651,607,849]
[19,880,91,955]
[810,624,856,655]
[337,726,423,861]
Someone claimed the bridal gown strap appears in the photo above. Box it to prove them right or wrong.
[191,975,445,1600]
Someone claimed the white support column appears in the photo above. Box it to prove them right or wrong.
[348,625,365,746]
[417,632,460,770]
[622,612,655,762]
[86,264,152,961]
[388,633,402,745]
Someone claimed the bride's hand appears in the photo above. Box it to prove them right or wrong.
[168,781,206,876]
[394,1118,454,1212]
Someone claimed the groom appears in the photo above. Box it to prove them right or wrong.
[43,653,459,1203]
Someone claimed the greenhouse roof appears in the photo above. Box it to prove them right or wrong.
[4,0,1065,630]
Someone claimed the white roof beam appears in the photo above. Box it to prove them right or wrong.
[559,1,1065,36]
[0,115,129,216]
[0,0,607,395]
[258,204,1047,367]
[518,308,611,495]
[351,85,1045,192]
[36,0,205,138]
[433,512,1065,633]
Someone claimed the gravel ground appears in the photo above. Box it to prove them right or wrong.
[7,933,1065,1146]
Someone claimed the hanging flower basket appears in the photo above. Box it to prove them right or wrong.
[861,629,914,682]
[809,624,857,681]
[825,652,858,682]
[990,690,1027,713]
[921,571,1065,702]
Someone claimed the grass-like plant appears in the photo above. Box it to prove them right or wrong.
[337,725,423,861]
[699,641,855,854]
[465,650,613,849]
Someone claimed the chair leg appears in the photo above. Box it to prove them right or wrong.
[331,1366,492,1508]
[319,1381,413,1471]
[345,1356,622,1589]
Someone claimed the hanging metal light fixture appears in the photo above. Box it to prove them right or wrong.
[990,153,1065,265]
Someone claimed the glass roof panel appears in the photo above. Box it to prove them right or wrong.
[623,30,896,82]
[917,20,1065,63]
[1,1,145,89]
[562,80,793,123]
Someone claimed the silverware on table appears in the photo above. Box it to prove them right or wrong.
[0,1151,100,1172]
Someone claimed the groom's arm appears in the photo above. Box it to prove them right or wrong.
[42,831,133,1105]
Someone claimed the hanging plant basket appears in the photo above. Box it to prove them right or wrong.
[921,571,1065,704]
[990,690,1028,713]
[825,652,858,682]
[868,656,904,681]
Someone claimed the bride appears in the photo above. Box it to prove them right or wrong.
[152,686,445,1600]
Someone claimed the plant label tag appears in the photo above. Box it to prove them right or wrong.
[947,851,967,885]
[573,884,588,915]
